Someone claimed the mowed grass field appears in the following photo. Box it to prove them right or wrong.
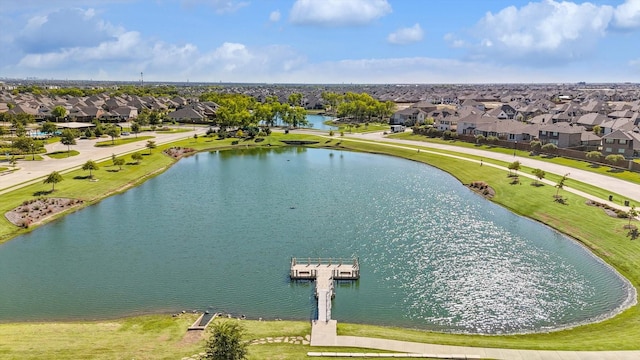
[0,133,640,358]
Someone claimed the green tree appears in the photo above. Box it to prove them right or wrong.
[529,140,542,153]
[51,105,67,122]
[13,123,27,137]
[507,161,521,176]
[106,125,121,145]
[627,204,638,229]
[146,140,156,154]
[59,129,77,156]
[541,143,557,154]
[593,125,602,135]
[13,136,36,153]
[586,151,602,164]
[287,93,303,107]
[131,122,140,138]
[605,154,625,166]
[43,171,63,192]
[204,321,248,360]
[131,152,143,164]
[40,121,58,136]
[82,160,99,179]
[531,168,546,186]
[113,157,125,171]
[555,173,569,199]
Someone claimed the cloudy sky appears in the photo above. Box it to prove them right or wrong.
[1,0,640,84]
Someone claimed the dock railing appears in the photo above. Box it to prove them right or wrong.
[290,257,359,280]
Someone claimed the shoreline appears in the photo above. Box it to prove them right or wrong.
[1,133,640,350]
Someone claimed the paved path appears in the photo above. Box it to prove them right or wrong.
[0,127,206,195]
[350,131,640,203]
[310,323,640,359]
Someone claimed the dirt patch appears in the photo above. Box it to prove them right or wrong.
[179,330,206,346]
[164,147,196,159]
[467,181,495,198]
[5,198,84,228]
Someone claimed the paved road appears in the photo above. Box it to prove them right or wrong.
[351,131,640,203]
[0,127,206,195]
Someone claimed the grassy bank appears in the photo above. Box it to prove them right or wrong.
[1,133,640,356]
[0,315,398,360]
[389,132,640,184]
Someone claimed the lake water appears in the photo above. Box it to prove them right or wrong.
[305,114,336,130]
[0,148,634,334]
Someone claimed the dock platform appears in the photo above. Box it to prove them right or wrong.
[290,257,359,323]
[289,257,360,280]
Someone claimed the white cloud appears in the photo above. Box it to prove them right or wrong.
[18,8,118,53]
[468,0,614,62]
[613,0,640,29]
[289,0,391,27]
[387,23,423,45]
[269,10,281,22]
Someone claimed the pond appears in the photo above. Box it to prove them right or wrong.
[0,147,634,334]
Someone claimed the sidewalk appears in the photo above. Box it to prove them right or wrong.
[311,320,640,359]
[0,128,205,195]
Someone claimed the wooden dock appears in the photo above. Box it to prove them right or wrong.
[290,258,359,323]
[289,257,360,280]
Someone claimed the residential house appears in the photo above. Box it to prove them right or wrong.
[166,107,205,123]
[576,113,607,131]
[600,130,634,158]
[390,108,426,126]
[538,123,583,148]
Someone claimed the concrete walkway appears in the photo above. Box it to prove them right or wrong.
[310,322,640,359]
[0,127,206,195]
[351,131,640,203]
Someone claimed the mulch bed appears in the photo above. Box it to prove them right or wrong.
[585,200,629,218]
[164,147,196,159]
[5,198,84,228]
[468,181,495,198]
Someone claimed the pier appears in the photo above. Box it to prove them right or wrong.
[290,257,360,346]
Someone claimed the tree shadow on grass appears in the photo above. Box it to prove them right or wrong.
[126,162,139,166]
[106,169,119,173]
[33,190,53,196]
[73,175,91,180]
[607,168,625,173]
[588,163,601,168]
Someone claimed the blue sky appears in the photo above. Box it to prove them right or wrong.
[1,0,639,83]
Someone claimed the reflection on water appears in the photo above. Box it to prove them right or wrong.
[0,148,634,334]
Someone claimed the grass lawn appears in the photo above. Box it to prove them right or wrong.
[95,135,154,147]
[0,166,7,171]
[46,150,80,159]
[389,132,640,184]
[1,133,640,356]
[155,128,191,133]
[326,121,390,133]
[0,316,401,360]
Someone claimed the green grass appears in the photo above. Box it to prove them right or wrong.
[46,150,80,159]
[389,132,640,184]
[0,316,405,360]
[2,133,640,355]
[0,167,7,171]
[155,128,191,133]
[95,135,154,147]
[326,121,390,133]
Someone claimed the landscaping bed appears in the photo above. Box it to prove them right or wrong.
[5,198,83,228]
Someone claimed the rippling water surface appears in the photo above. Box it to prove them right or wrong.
[0,147,633,333]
